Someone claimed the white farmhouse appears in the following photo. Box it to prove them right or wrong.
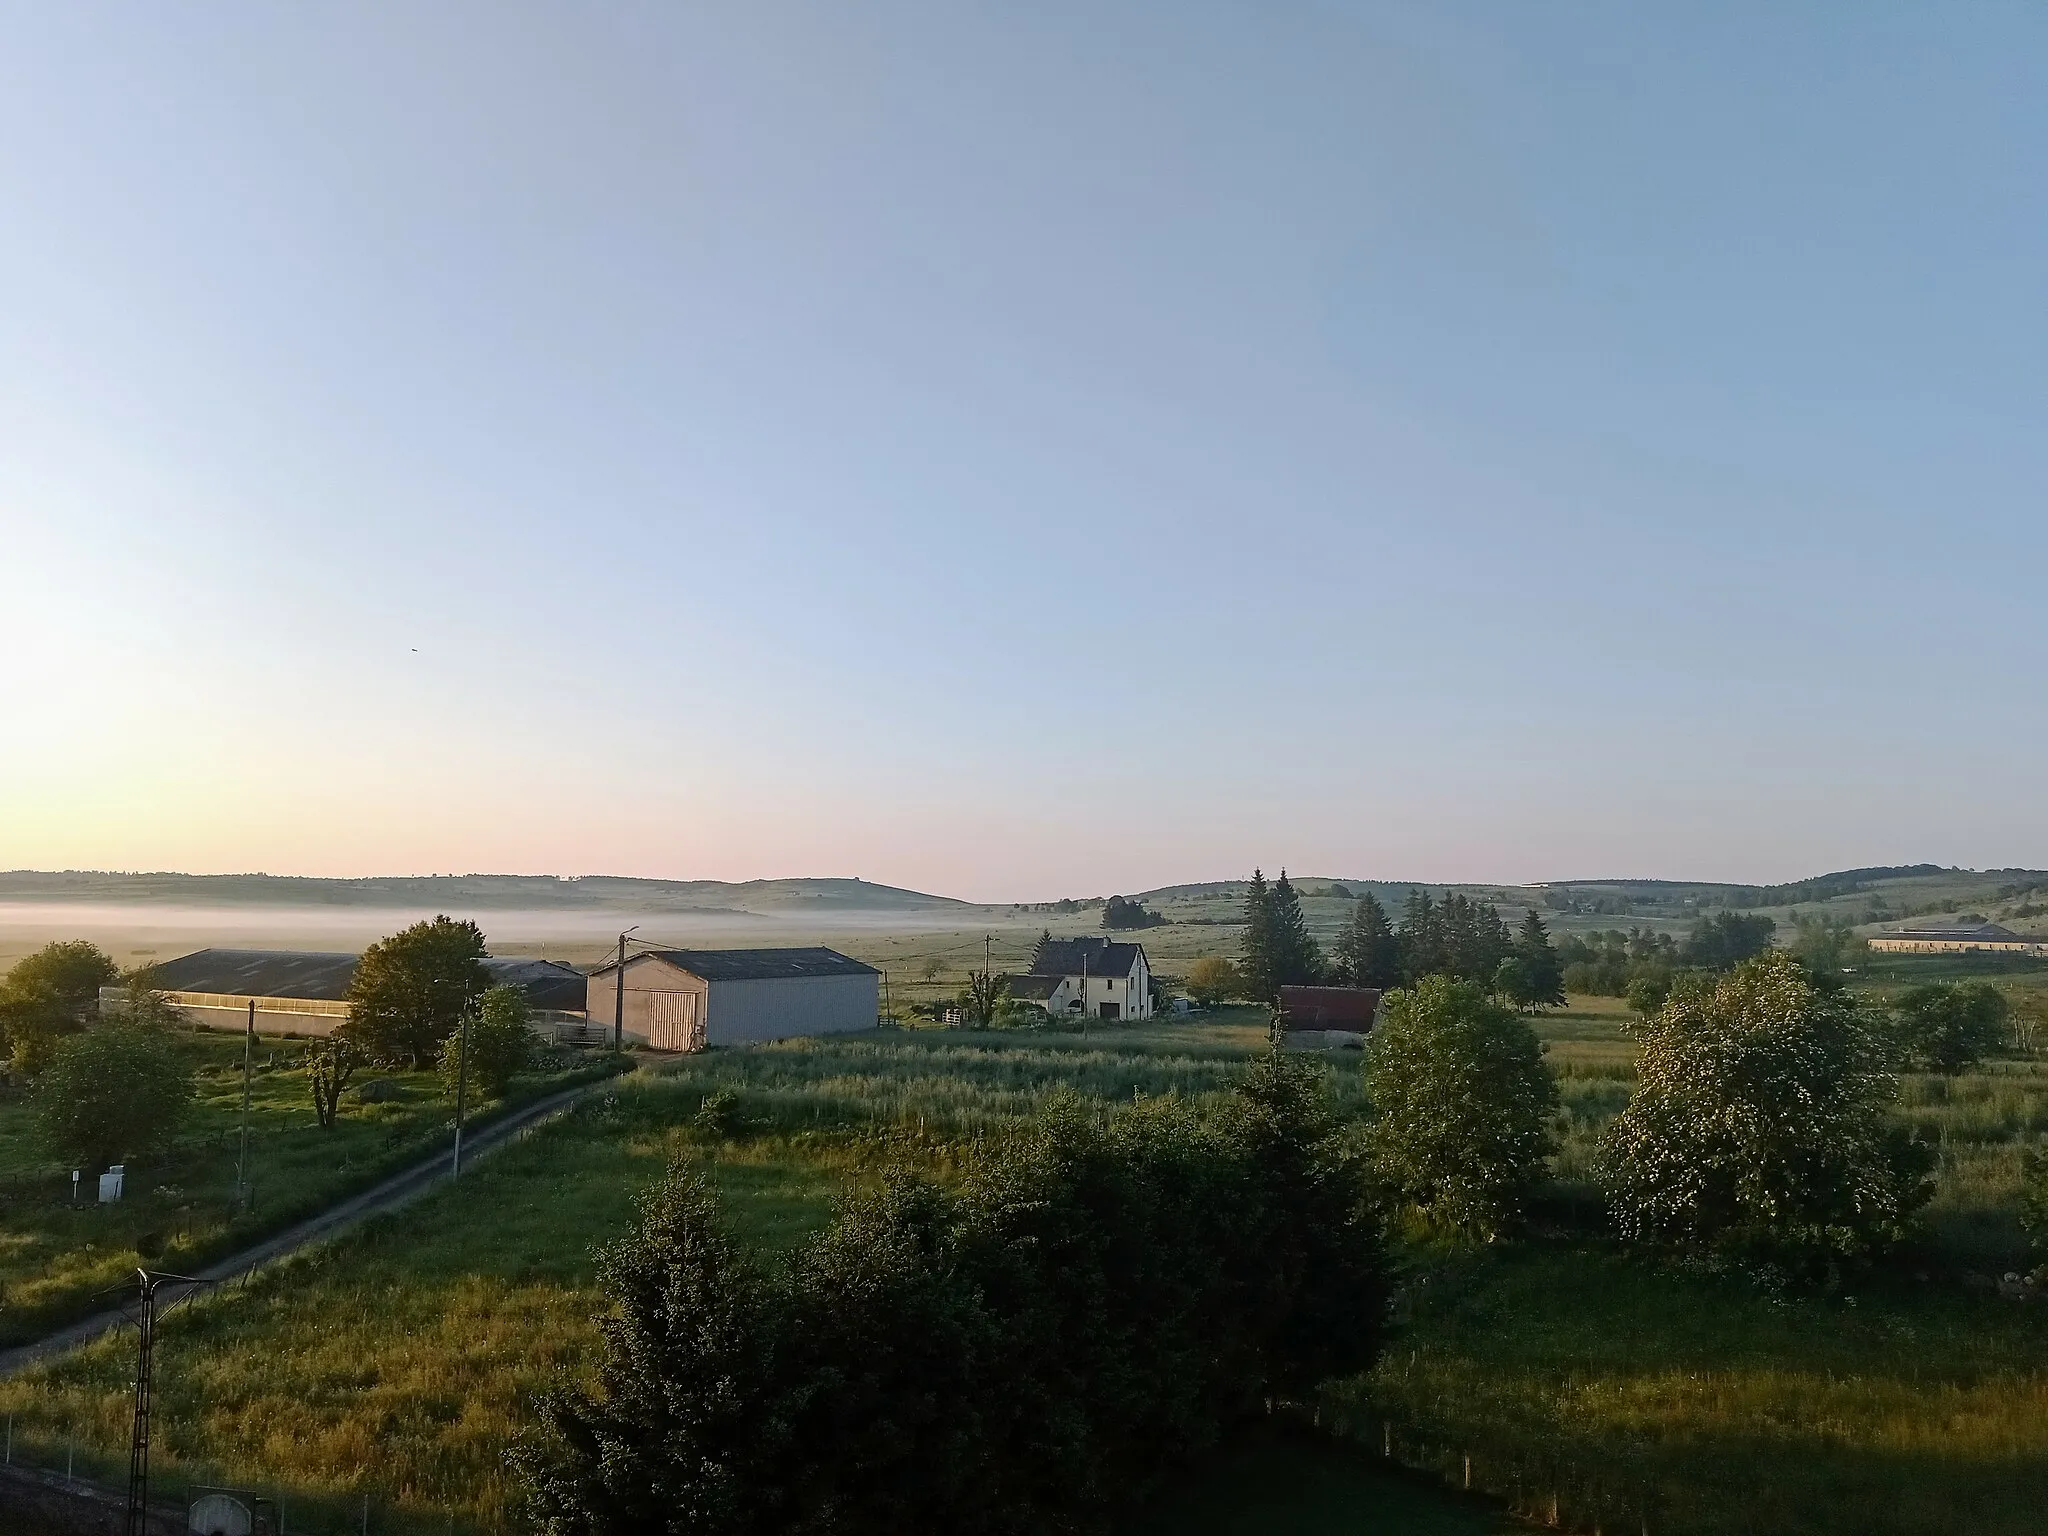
[1007,937,1153,1022]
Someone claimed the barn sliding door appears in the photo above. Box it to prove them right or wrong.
[646,990,702,1052]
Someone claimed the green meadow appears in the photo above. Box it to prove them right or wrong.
[0,973,2041,1535]
[0,1027,619,1348]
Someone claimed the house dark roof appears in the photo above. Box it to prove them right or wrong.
[605,947,880,982]
[1277,986,1381,1031]
[1003,974,1064,1001]
[143,948,360,1000]
[144,948,588,1009]
[1029,937,1146,980]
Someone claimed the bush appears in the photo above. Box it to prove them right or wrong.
[1891,982,2008,1074]
[519,1056,1387,1535]
[1599,951,1932,1273]
[36,1021,195,1171]
[437,985,536,1101]
[1361,975,1558,1239]
[2022,1148,2048,1265]
[1184,956,1243,1006]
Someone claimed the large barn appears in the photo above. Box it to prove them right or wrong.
[112,948,588,1038]
[584,947,881,1051]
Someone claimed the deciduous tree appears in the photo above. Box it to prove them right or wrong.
[438,984,536,1100]
[1184,956,1242,1006]
[341,916,489,1069]
[1598,951,1932,1272]
[36,1020,195,1171]
[0,940,119,1074]
[308,1037,361,1129]
[1362,975,1558,1239]
[1891,982,2007,1074]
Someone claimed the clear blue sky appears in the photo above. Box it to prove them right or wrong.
[3,4,2043,900]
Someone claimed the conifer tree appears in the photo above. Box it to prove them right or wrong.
[1269,871,1323,989]
[1030,929,1053,970]
[1397,890,1447,984]
[1239,870,1277,1003]
[1334,892,1401,990]
[1514,909,1566,1009]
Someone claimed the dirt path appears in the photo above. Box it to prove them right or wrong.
[0,1066,643,1378]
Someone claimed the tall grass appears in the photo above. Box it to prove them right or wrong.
[0,1002,2039,1535]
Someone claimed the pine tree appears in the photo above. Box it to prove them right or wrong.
[1514,909,1566,1009]
[1030,929,1053,970]
[1397,890,1446,984]
[1335,893,1402,990]
[1240,870,1277,1003]
[1269,871,1323,988]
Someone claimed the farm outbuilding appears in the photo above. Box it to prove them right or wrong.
[109,948,589,1038]
[584,946,880,1051]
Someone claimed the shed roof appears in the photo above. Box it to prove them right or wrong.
[1277,985,1382,1030]
[1028,937,1146,979]
[144,948,360,1000]
[1883,923,2021,941]
[600,947,880,982]
[141,948,586,1006]
[1003,974,1064,1001]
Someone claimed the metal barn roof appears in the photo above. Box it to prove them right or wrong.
[142,948,586,1006]
[599,947,880,982]
[144,948,360,1000]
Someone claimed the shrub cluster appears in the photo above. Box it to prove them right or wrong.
[520,1056,1386,1535]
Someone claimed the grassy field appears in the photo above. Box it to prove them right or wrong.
[0,1026,622,1348]
[0,966,2042,1535]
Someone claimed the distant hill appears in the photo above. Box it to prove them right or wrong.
[0,870,974,916]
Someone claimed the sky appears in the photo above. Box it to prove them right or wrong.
[2,4,2045,902]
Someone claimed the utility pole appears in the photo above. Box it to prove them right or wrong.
[123,1270,160,1536]
[450,1004,472,1177]
[1080,951,1089,1039]
[235,999,255,1210]
[612,926,639,1052]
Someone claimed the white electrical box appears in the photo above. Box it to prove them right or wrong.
[99,1166,125,1202]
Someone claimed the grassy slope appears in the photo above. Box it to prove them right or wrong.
[1,975,2042,1535]
[0,1029,618,1346]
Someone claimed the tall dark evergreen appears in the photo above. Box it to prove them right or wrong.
[1334,892,1401,990]
[521,1063,1389,1535]
[1397,890,1448,983]
[1514,909,1566,1009]
[1239,869,1278,1002]
[1030,929,1053,969]
[1268,871,1324,989]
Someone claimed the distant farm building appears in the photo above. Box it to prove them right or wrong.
[1866,923,2048,957]
[585,947,880,1050]
[109,948,588,1038]
[1006,937,1153,1021]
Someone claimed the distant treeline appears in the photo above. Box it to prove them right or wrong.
[1557,913,1776,998]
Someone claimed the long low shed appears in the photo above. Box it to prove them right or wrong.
[585,947,880,1051]
[105,948,588,1038]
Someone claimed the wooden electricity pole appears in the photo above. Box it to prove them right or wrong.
[235,999,255,1209]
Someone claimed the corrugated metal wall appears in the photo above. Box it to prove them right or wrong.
[707,972,879,1044]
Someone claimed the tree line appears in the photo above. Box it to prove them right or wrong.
[1220,871,1567,1010]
